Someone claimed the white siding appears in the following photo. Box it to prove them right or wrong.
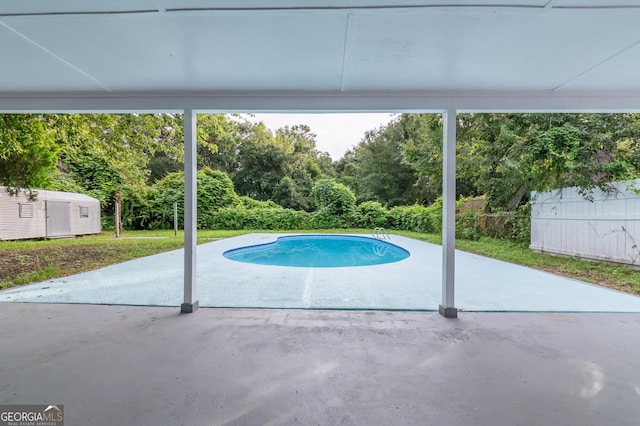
[0,187,101,240]
[530,179,640,265]
[0,189,47,240]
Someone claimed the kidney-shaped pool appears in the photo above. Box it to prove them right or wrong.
[223,234,410,268]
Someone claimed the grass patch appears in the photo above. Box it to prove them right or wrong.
[0,230,246,289]
[1,228,639,296]
[12,266,63,287]
[457,238,640,295]
[392,231,640,295]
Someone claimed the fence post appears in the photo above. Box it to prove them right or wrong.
[115,192,122,238]
[174,202,178,236]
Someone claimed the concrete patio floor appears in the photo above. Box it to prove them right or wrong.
[1,303,639,425]
[2,233,640,312]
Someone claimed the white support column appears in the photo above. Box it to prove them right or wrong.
[181,109,199,313]
[439,108,458,318]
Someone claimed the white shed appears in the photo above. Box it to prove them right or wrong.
[0,187,101,241]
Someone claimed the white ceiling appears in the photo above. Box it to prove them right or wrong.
[2,1,640,111]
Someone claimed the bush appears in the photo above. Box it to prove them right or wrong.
[312,179,356,217]
[425,196,443,233]
[355,201,388,228]
[456,208,480,240]
[245,208,309,230]
[207,206,249,230]
[125,168,239,229]
[197,168,240,212]
[387,204,438,233]
[238,196,280,210]
[308,208,344,229]
[208,206,310,230]
[481,207,530,242]
[453,197,530,242]
[455,197,483,240]
[121,185,157,230]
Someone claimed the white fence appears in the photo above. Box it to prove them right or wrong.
[530,179,640,266]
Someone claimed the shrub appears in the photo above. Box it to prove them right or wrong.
[137,172,184,229]
[308,208,344,229]
[207,206,249,230]
[208,206,310,230]
[455,197,483,240]
[312,179,356,217]
[122,185,157,230]
[197,168,240,212]
[425,196,443,233]
[481,206,530,242]
[238,196,280,210]
[456,208,480,240]
[387,204,437,233]
[245,208,309,230]
[453,196,530,242]
[125,168,239,229]
[355,201,388,228]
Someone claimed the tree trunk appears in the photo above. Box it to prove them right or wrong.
[508,183,529,211]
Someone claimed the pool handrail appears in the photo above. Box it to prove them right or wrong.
[373,227,390,240]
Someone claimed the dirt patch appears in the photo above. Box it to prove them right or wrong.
[0,244,123,284]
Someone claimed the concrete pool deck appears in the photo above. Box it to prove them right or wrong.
[2,233,640,312]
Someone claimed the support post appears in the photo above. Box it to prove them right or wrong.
[181,109,199,313]
[439,108,458,318]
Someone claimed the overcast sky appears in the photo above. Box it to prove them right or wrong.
[240,113,397,160]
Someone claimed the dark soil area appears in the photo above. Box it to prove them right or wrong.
[0,245,121,284]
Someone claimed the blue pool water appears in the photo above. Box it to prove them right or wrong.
[223,235,410,268]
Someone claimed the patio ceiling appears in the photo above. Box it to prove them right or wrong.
[2,0,640,112]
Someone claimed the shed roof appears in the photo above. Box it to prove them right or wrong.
[1,187,100,203]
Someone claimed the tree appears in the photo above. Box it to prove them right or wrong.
[147,113,185,182]
[0,114,58,196]
[274,125,329,210]
[339,118,419,206]
[49,113,181,212]
[396,114,447,205]
[233,130,289,201]
[232,122,335,210]
[465,113,640,210]
[340,112,640,213]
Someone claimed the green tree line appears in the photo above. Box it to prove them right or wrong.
[0,114,334,218]
[1,113,638,240]
[338,113,640,210]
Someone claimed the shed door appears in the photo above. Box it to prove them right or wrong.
[46,201,71,237]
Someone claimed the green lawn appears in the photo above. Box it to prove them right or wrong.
[0,230,244,288]
[1,229,639,295]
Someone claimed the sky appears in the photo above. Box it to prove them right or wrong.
[240,113,397,160]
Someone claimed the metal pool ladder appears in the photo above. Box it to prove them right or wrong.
[373,227,390,240]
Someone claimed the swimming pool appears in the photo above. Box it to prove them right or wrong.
[223,234,410,268]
